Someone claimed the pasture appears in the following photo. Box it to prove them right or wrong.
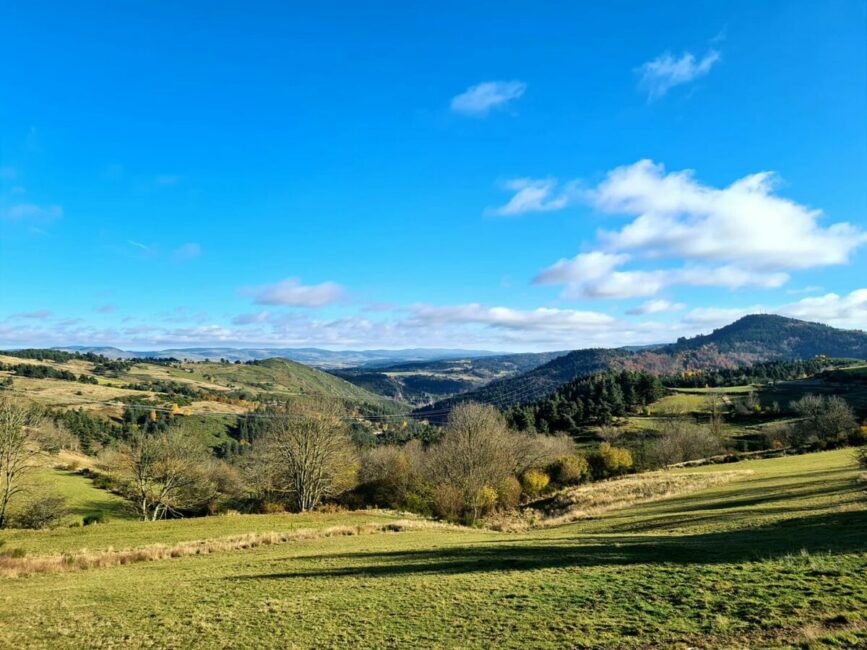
[1,448,864,648]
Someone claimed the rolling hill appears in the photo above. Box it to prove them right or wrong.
[330,351,567,405]
[415,315,867,415]
[0,353,398,419]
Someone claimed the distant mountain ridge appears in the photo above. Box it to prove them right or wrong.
[52,345,502,368]
[414,315,867,414]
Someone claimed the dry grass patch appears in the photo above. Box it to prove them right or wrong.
[0,519,454,578]
[537,470,750,525]
[493,470,751,530]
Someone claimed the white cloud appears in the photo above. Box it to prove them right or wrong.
[450,81,526,116]
[248,278,345,308]
[487,178,579,216]
[779,289,867,325]
[172,242,202,262]
[637,49,720,100]
[535,251,788,300]
[592,160,865,270]
[682,306,760,326]
[680,289,867,330]
[96,304,117,314]
[535,160,865,300]
[407,303,615,332]
[534,252,629,285]
[626,299,685,315]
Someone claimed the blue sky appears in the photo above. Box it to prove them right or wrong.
[1,1,866,351]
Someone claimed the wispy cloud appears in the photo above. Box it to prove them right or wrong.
[487,178,579,216]
[8,310,52,320]
[246,278,345,308]
[128,240,157,255]
[450,80,526,116]
[96,304,117,314]
[626,299,685,315]
[232,311,271,325]
[637,49,720,100]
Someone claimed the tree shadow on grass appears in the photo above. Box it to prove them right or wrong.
[230,508,867,582]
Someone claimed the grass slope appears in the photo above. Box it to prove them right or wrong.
[4,464,133,528]
[1,449,864,648]
[0,355,396,418]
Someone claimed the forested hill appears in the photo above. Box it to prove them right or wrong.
[413,348,635,418]
[414,315,867,416]
[660,314,867,359]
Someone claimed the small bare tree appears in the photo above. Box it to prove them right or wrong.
[704,392,726,439]
[0,400,42,528]
[256,399,358,512]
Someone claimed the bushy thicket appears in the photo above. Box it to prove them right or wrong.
[643,419,724,468]
[10,496,68,530]
[346,403,624,523]
[789,394,860,447]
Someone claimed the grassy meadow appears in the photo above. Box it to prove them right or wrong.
[1,448,864,648]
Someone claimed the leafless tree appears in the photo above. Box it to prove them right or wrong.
[791,394,858,445]
[704,391,726,439]
[256,399,358,512]
[423,403,517,522]
[113,430,217,520]
[645,417,723,468]
[0,400,42,528]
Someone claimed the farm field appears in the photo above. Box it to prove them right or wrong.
[1,448,864,648]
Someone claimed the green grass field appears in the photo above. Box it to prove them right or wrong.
[1,448,864,648]
[4,464,133,528]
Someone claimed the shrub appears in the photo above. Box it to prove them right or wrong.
[550,454,591,485]
[82,511,106,526]
[496,476,522,510]
[261,502,286,514]
[644,419,724,468]
[469,485,498,522]
[589,443,633,479]
[521,469,550,497]
[10,496,68,529]
[402,491,433,517]
[431,484,464,522]
[357,446,412,508]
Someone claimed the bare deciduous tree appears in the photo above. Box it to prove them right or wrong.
[704,392,726,439]
[645,418,723,468]
[0,399,42,529]
[113,430,217,520]
[256,399,358,512]
[791,394,858,445]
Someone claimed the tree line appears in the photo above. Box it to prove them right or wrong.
[661,357,857,388]
[505,370,665,433]
[0,362,98,384]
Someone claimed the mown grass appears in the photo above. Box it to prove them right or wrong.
[0,449,864,648]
